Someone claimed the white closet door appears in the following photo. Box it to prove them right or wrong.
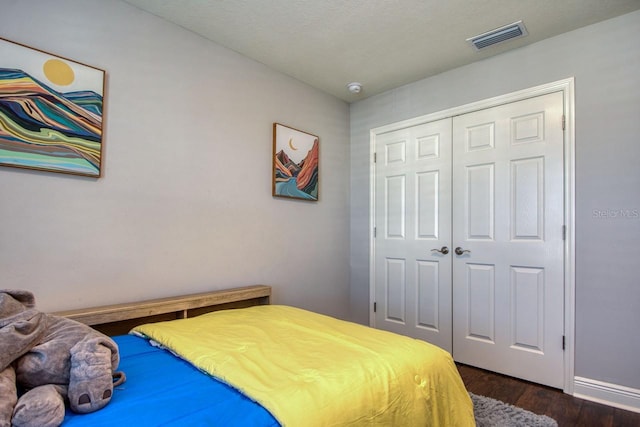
[452,91,565,388]
[374,118,453,352]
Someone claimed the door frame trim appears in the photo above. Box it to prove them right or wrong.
[368,78,576,394]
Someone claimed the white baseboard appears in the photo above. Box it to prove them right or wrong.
[573,376,640,414]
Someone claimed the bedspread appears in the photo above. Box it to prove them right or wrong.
[133,305,475,426]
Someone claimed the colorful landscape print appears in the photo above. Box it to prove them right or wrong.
[273,123,319,201]
[0,38,104,177]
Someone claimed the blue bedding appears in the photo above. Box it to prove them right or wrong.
[63,334,279,426]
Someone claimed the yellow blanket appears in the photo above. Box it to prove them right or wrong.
[132,305,475,426]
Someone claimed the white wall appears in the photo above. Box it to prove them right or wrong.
[0,0,351,319]
[350,10,640,391]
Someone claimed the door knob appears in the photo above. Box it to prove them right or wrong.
[455,247,471,255]
[431,246,449,255]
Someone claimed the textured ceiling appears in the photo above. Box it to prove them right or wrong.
[124,0,640,102]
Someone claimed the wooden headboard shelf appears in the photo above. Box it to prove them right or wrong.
[54,285,271,336]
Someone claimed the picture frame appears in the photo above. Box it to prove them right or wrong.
[0,37,105,177]
[272,123,319,201]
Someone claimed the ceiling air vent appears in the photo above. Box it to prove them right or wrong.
[467,21,528,50]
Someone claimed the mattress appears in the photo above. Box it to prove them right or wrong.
[63,305,474,426]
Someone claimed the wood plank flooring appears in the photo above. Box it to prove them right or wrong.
[456,363,640,427]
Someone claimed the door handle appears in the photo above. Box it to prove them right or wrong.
[455,247,471,255]
[431,246,449,255]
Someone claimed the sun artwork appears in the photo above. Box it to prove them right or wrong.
[42,58,75,86]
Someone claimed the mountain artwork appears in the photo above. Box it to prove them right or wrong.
[0,38,105,177]
[273,123,319,201]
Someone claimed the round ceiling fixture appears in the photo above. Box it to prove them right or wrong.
[347,82,362,94]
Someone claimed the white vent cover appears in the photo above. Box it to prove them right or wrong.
[467,21,528,50]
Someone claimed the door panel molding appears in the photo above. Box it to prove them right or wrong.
[369,78,575,393]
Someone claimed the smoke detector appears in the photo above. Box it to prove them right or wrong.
[347,82,362,94]
[467,21,528,51]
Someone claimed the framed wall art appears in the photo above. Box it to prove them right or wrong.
[272,123,319,201]
[0,37,105,177]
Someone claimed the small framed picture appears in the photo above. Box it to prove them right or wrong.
[272,123,319,201]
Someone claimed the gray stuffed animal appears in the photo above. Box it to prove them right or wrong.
[0,290,125,427]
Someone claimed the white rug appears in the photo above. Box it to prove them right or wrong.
[471,393,558,427]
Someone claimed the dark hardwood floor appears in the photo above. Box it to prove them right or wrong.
[456,363,640,427]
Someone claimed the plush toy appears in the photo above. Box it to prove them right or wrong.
[0,290,125,427]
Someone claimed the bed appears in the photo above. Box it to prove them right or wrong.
[54,285,474,426]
